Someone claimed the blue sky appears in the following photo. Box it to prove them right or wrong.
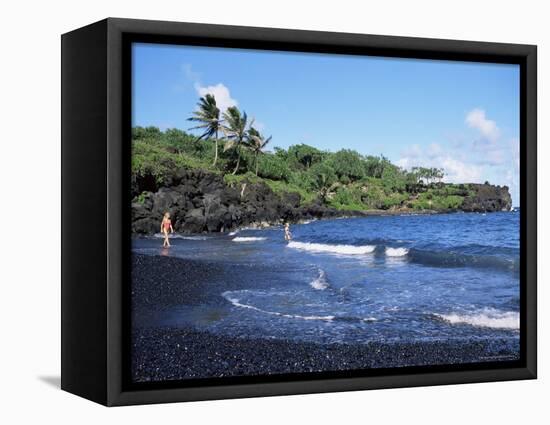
[133,43,520,204]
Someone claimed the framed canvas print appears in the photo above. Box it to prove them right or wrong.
[61,18,537,406]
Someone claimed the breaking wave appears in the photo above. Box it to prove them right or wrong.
[232,237,267,242]
[385,247,409,257]
[287,241,375,255]
[434,308,519,330]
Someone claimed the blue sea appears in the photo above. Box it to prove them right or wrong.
[133,212,520,346]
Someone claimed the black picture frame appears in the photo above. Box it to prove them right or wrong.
[61,17,537,406]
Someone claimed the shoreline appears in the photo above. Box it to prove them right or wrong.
[134,208,508,236]
[132,169,513,235]
[131,254,519,383]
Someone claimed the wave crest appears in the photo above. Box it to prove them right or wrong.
[409,249,519,272]
[385,247,409,257]
[435,308,519,330]
[232,237,267,242]
[288,241,375,255]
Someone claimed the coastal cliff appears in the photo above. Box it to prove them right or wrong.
[132,169,512,234]
[132,169,355,234]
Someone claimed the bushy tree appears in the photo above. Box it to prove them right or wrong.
[256,154,290,181]
[287,144,325,170]
[308,162,337,199]
[132,126,162,140]
[363,155,385,178]
[381,165,407,192]
[327,149,365,181]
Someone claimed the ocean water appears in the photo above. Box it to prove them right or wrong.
[133,212,520,345]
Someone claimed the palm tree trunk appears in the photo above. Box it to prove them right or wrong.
[232,146,241,175]
[255,152,259,176]
[213,129,218,166]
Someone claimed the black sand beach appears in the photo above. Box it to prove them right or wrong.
[131,254,519,383]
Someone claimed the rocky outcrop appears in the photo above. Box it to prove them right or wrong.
[132,170,513,234]
[462,183,512,212]
[132,170,355,234]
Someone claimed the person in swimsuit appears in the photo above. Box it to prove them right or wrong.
[161,212,174,247]
[284,222,292,241]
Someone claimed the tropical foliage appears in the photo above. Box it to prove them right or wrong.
[187,94,222,166]
[131,95,476,212]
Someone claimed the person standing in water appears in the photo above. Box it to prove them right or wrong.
[161,212,174,247]
[284,222,292,241]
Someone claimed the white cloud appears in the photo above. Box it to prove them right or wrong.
[400,144,422,159]
[395,157,412,169]
[398,148,483,184]
[439,157,483,183]
[474,148,506,166]
[181,64,239,115]
[396,110,518,202]
[465,108,500,142]
[427,143,443,159]
[195,83,238,115]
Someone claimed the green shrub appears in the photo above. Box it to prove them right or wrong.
[263,179,317,205]
[382,192,409,209]
[256,154,291,181]
[132,139,214,186]
[308,162,337,191]
[287,144,325,170]
[327,149,365,181]
[381,165,407,192]
[223,172,261,186]
[328,186,366,211]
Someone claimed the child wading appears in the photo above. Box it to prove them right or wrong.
[284,223,292,241]
[161,212,174,247]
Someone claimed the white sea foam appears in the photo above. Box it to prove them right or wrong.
[435,308,519,330]
[385,247,409,257]
[222,291,334,321]
[154,232,182,239]
[153,233,209,240]
[287,241,375,255]
[228,230,239,236]
[232,236,267,242]
[310,269,329,290]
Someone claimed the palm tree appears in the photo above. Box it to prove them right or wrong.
[188,94,222,166]
[222,106,249,175]
[248,127,272,176]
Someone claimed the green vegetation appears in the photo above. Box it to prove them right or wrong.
[132,96,476,212]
